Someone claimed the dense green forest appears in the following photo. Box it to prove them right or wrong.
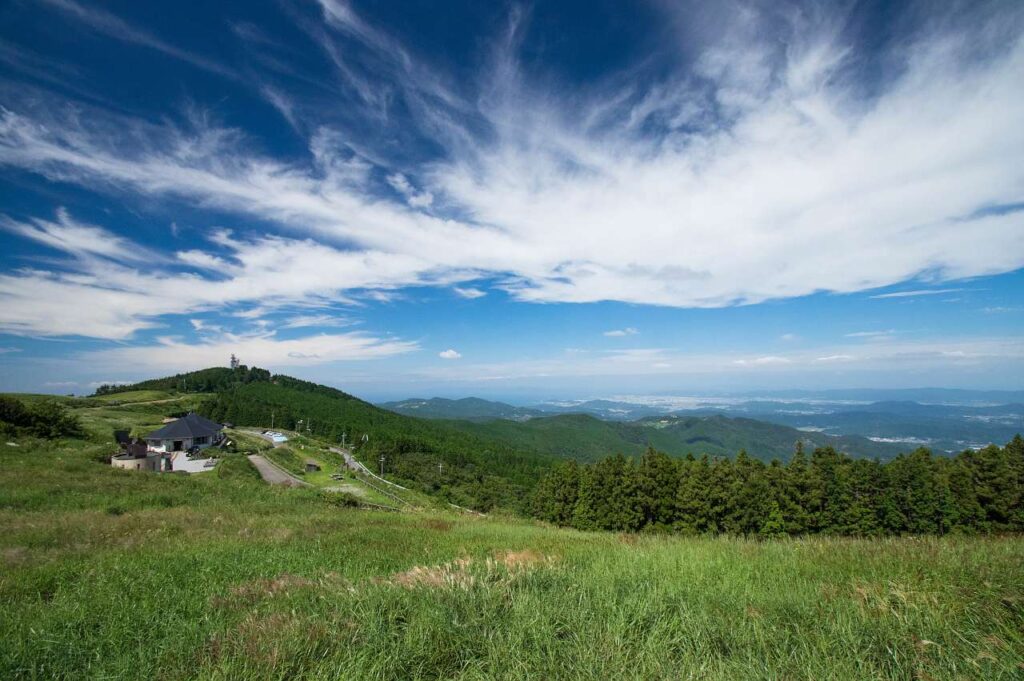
[199,375,555,511]
[532,437,1024,535]
[447,412,904,462]
[0,396,82,439]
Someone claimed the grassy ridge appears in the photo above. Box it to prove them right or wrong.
[2,436,1023,679]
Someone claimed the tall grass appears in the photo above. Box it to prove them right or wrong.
[1,434,1022,679]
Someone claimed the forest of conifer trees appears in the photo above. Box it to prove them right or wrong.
[531,436,1024,536]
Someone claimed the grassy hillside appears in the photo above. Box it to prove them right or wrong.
[448,412,905,462]
[1,430,1023,679]
[199,376,556,512]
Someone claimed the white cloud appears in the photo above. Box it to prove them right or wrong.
[387,173,434,208]
[279,314,352,329]
[0,2,1022,342]
[845,330,896,338]
[0,347,22,354]
[439,349,461,360]
[815,354,855,363]
[81,330,418,374]
[780,333,798,341]
[869,288,964,299]
[2,209,155,262]
[0,213,452,339]
[453,287,486,299]
[604,327,639,337]
[733,356,792,366]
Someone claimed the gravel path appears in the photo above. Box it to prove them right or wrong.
[247,455,310,487]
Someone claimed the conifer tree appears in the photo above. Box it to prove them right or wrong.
[675,455,713,534]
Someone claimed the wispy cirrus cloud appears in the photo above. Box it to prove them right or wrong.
[733,356,792,367]
[0,0,1021,391]
[869,288,965,299]
[845,330,896,339]
[37,0,238,79]
[0,210,445,339]
[604,327,639,337]
[453,287,487,299]
[815,354,855,363]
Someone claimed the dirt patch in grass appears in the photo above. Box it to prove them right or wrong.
[215,572,353,608]
[324,484,366,497]
[205,611,341,670]
[493,548,548,568]
[1,546,28,566]
[378,549,557,590]
[422,518,453,532]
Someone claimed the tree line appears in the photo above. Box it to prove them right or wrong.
[531,437,1024,535]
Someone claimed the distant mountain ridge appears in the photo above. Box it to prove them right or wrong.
[379,397,543,422]
[443,412,905,462]
[380,393,1023,455]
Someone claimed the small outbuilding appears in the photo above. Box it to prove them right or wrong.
[305,460,321,473]
[112,438,168,472]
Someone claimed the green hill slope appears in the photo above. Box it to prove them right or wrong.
[198,375,555,512]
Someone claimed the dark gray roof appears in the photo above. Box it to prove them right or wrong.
[144,413,223,440]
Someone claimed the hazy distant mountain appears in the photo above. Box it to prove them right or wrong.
[735,388,1024,405]
[382,392,1023,454]
[698,400,1024,453]
[533,399,667,420]
[379,397,544,422]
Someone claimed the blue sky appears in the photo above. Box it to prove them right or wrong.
[0,0,1022,401]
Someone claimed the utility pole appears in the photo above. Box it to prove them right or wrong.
[271,411,274,429]
[437,461,444,475]
[379,454,386,477]
[341,432,346,447]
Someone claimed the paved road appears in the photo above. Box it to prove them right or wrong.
[247,455,310,487]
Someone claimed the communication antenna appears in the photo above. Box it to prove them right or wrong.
[230,354,240,370]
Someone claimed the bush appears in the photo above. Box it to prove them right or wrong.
[0,397,83,440]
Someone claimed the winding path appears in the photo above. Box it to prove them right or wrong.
[247,455,310,487]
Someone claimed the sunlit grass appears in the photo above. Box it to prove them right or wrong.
[2,420,1022,679]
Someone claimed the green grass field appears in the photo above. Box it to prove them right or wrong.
[2,400,1023,679]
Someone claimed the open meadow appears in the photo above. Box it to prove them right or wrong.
[2,407,1023,680]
